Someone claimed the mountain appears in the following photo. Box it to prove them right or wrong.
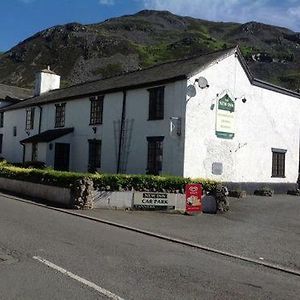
[0,10,300,91]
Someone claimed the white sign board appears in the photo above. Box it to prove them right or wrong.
[134,192,176,207]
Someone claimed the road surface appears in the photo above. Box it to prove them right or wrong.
[0,194,299,299]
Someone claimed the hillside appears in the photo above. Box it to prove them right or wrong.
[0,10,300,91]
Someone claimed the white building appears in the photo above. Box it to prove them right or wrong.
[1,47,299,192]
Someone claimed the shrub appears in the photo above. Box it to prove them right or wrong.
[23,161,46,169]
[0,162,218,193]
[287,189,300,196]
[228,189,247,198]
[254,187,274,197]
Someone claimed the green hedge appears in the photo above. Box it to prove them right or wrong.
[0,161,217,193]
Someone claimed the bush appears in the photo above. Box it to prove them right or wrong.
[254,187,274,197]
[23,161,46,169]
[0,161,218,193]
[228,189,247,198]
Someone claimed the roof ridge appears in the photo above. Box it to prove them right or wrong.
[46,46,238,93]
[0,83,33,92]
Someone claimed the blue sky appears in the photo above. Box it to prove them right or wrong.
[1,0,300,52]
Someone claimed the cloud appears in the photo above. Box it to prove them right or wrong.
[141,0,300,31]
[288,6,300,18]
[99,0,115,5]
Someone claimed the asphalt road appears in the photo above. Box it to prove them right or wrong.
[0,194,300,299]
[77,195,300,270]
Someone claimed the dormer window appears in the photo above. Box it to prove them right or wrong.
[25,107,35,130]
[148,86,165,120]
[90,95,104,125]
[55,103,65,128]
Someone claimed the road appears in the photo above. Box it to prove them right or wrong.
[0,194,299,299]
[77,195,300,270]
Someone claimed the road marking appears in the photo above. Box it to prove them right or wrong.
[33,256,125,300]
[3,193,300,277]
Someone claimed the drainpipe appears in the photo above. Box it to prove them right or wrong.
[117,90,127,174]
[38,106,43,134]
[20,142,25,164]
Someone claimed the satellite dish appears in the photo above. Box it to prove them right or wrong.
[197,77,209,89]
[186,85,196,97]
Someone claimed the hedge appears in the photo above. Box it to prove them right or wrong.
[0,161,218,193]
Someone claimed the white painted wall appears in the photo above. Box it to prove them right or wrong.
[124,81,186,175]
[1,107,40,163]
[35,71,60,96]
[2,52,300,187]
[2,80,187,175]
[184,53,300,184]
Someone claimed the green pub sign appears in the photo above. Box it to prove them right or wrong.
[216,94,235,139]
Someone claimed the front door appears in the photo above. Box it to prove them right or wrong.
[54,143,70,171]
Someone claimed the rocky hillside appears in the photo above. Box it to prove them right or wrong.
[0,10,300,91]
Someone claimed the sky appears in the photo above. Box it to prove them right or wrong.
[1,0,300,52]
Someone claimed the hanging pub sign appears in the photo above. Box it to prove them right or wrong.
[185,184,203,213]
[216,93,235,139]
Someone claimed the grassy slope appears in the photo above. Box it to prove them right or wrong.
[0,10,299,90]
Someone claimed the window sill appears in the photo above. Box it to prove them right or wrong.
[148,118,164,121]
[89,123,102,126]
[55,125,65,128]
[271,176,286,178]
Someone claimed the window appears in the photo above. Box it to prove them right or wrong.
[90,95,104,125]
[13,126,17,137]
[32,143,38,161]
[147,136,164,175]
[0,134,3,153]
[25,108,35,130]
[0,112,4,128]
[55,103,66,128]
[88,139,101,172]
[272,148,286,178]
[148,86,165,120]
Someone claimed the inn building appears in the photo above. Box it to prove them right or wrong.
[1,47,300,192]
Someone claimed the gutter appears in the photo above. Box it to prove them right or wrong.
[117,90,127,174]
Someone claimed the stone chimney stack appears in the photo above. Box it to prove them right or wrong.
[34,66,60,96]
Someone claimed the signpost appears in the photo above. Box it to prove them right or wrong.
[185,184,202,213]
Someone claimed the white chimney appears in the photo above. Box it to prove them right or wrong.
[34,66,60,96]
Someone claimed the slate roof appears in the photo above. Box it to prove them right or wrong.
[3,47,237,111]
[0,84,33,102]
[20,128,74,144]
[2,46,300,112]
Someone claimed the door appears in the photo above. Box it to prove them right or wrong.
[54,143,70,171]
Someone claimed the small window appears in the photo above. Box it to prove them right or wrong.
[147,136,164,175]
[25,108,35,130]
[90,95,104,125]
[0,134,3,153]
[148,86,165,120]
[55,103,66,128]
[272,148,286,178]
[32,143,38,161]
[0,112,4,128]
[88,139,101,172]
[13,126,17,137]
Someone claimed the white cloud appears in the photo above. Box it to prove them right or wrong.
[99,0,115,5]
[288,6,300,18]
[141,0,300,31]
